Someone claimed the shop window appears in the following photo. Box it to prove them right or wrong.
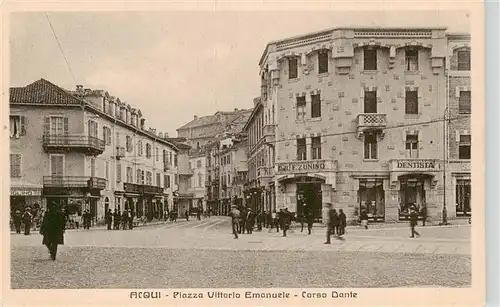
[296,138,307,160]
[399,179,425,217]
[459,135,471,159]
[364,91,377,113]
[456,179,471,215]
[405,90,419,114]
[10,154,21,178]
[288,57,298,79]
[311,137,322,160]
[363,47,377,71]
[459,91,471,114]
[405,48,419,71]
[364,134,378,160]
[296,96,306,120]
[358,180,385,219]
[457,49,471,71]
[318,51,329,74]
[311,94,321,118]
[405,134,419,158]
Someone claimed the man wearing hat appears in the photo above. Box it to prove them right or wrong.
[22,207,33,235]
[245,208,255,234]
[229,205,240,239]
[13,210,22,234]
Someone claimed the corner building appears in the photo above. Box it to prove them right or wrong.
[258,27,459,223]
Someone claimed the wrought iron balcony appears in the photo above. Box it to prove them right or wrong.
[257,166,274,179]
[43,176,106,190]
[356,113,387,138]
[123,182,142,194]
[116,146,125,160]
[43,134,105,155]
[142,184,164,195]
[123,182,164,195]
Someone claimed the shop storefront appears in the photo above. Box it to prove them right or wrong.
[357,179,385,222]
[10,185,43,214]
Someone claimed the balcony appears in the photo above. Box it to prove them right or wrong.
[116,146,125,160]
[142,185,164,195]
[43,134,105,156]
[257,166,274,179]
[123,182,142,194]
[356,114,387,138]
[178,167,193,176]
[275,159,338,175]
[163,162,171,172]
[43,176,106,190]
[263,124,276,144]
[123,183,164,195]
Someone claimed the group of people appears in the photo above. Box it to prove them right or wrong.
[12,208,38,235]
[104,209,135,230]
[324,203,347,244]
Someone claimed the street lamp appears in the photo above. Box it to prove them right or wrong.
[440,107,449,226]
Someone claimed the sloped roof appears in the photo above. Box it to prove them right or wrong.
[10,79,86,106]
[177,108,253,131]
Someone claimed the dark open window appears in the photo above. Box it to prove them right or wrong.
[457,50,471,71]
[289,57,298,79]
[405,90,419,114]
[311,94,321,118]
[311,137,321,160]
[296,96,306,120]
[297,138,306,160]
[459,91,471,114]
[405,134,419,158]
[405,48,419,71]
[364,91,377,113]
[459,135,471,159]
[364,48,377,70]
[318,51,329,74]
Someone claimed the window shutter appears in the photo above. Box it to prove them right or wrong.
[44,117,50,135]
[20,116,27,135]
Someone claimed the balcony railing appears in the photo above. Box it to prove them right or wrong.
[257,166,274,179]
[142,185,164,195]
[43,176,106,190]
[275,159,338,175]
[43,134,105,155]
[116,146,125,159]
[123,182,164,194]
[357,113,387,129]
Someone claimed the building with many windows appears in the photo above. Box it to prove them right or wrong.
[254,27,471,223]
[9,79,179,223]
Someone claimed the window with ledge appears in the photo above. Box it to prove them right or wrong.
[457,49,471,71]
[405,90,419,115]
[405,48,419,71]
[311,137,322,160]
[137,140,143,156]
[318,51,329,74]
[363,47,377,71]
[288,57,298,79]
[146,143,152,158]
[103,127,111,145]
[297,138,307,161]
[164,174,170,188]
[311,94,321,118]
[364,133,378,160]
[146,171,152,185]
[116,162,122,183]
[197,160,202,168]
[10,115,26,137]
[156,173,161,187]
[126,136,132,152]
[126,166,132,183]
[296,96,306,120]
[459,91,471,114]
[156,147,159,162]
[405,134,419,158]
[364,91,377,113]
[459,135,471,159]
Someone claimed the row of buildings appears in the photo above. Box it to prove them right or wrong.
[9,26,472,224]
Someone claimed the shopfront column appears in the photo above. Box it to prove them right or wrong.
[384,179,399,223]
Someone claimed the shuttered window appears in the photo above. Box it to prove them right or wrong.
[10,154,21,177]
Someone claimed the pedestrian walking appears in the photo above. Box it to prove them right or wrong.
[256,212,263,231]
[281,208,292,237]
[306,210,314,235]
[128,210,134,230]
[239,207,247,234]
[229,205,240,239]
[409,207,420,238]
[13,210,22,234]
[197,208,201,221]
[105,209,113,230]
[338,209,347,236]
[324,203,335,244]
[40,203,65,261]
[185,210,189,221]
[246,208,255,234]
[360,209,369,230]
[420,206,427,226]
[22,208,32,235]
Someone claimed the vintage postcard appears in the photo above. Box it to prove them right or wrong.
[2,1,485,306]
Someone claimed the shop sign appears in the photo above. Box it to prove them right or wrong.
[277,160,326,174]
[11,188,41,196]
[392,159,439,172]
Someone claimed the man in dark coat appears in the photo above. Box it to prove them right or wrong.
[22,208,32,235]
[256,212,263,231]
[420,206,427,227]
[239,208,247,234]
[306,210,314,235]
[245,208,255,234]
[40,203,65,260]
[185,210,189,221]
[281,208,292,237]
[229,205,240,239]
[113,209,120,230]
[338,209,347,236]
[324,203,336,244]
[105,209,113,230]
[121,210,128,230]
[13,210,22,234]
[409,207,420,238]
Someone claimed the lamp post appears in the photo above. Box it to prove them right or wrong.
[440,107,449,226]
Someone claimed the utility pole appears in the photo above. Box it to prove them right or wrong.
[441,107,449,226]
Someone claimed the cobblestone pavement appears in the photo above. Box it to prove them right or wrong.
[10,217,471,289]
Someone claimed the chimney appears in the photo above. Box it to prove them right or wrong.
[159,132,164,138]
[76,85,83,92]
[140,118,146,129]
[194,115,198,120]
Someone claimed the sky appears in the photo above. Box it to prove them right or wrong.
[10,10,470,137]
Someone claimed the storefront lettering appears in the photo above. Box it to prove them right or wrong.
[11,189,41,196]
[396,160,436,170]
[277,161,326,173]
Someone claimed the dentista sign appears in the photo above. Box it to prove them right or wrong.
[277,161,326,174]
[392,159,438,171]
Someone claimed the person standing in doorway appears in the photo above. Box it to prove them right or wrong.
[324,203,335,244]
[229,205,240,239]
[105,209,113,230]
[22,208,33,235]
[338,209,347,236]
[40,202,65,260]
[409,207,420,238]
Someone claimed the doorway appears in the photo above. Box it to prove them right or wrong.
[399,178,426,219]
[296,182,322,219]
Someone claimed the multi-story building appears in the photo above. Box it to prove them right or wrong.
[446,32,471,218]
[9,79,179,223]
[256,26,469,223]
[243,97,276,215]
[173,139,195,215]
[189,150,208,211]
